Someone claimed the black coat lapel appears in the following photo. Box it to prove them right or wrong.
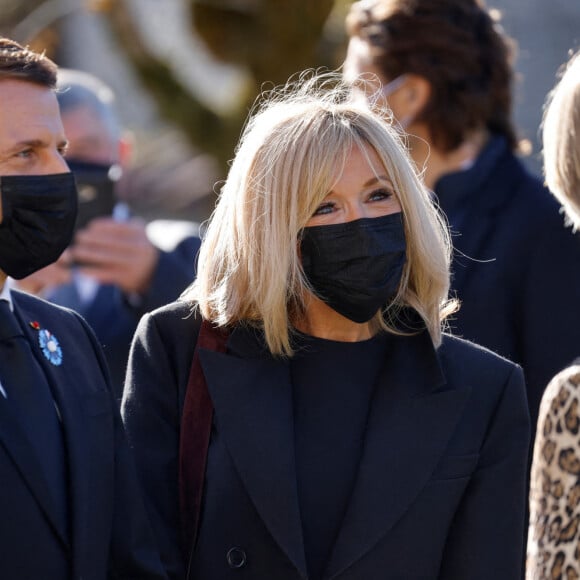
[199,326,308,579]
[14,295,91,555]
[324,330,470,579]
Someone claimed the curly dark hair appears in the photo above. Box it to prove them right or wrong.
[346,0,518,152]
[0,37,57,88]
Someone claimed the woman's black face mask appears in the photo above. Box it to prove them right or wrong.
[300,212,407,323]
[0,172,78,279]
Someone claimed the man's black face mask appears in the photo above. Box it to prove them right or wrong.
[0,172,78,279]
[300,212,407,323]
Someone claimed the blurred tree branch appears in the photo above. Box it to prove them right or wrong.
[105,0,341,172]
[106,0,242,168]
[192,0,335,83]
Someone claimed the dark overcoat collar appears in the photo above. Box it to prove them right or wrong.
[434,136,525,292]
[198,322,471,579]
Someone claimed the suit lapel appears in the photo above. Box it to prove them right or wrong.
[0,297,71,547]
[199,326,308,580]
[324,331,470,579]
[38,353,90,572]
[0,394,68,545]
[13,295,91,554]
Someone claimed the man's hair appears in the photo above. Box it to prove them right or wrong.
[542,50,580,230]
[184,71,456,356]
[0,37,57,88]
[346,0,517,152]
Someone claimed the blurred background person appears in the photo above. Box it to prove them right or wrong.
[344,0,580,431]
[527,49,580,580]
[18,69,201,398]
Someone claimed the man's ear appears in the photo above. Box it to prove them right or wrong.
[400,74,431,119]
[117,130,134,171]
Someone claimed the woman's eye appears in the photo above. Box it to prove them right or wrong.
[369,188,393,202]
[312,202,335,216]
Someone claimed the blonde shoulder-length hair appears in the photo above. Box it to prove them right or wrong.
[543,50,580,230]
[184,71,456,356]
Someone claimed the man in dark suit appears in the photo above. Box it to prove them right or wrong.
[19,69,201,397]
[0,37,166,579]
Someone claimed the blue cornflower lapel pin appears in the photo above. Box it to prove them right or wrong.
[30,321,63,366]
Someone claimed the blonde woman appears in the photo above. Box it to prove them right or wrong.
[527,50,580,580]
[122,73,530,580]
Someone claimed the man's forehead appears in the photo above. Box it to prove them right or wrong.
[0,80,58,115]
[0,80,65,145]
[0,76,52,93]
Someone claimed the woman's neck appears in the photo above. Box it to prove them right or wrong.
[294,295,374,342]
[408,126,490,190]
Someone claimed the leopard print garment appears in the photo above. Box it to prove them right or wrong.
[527,364,580,580]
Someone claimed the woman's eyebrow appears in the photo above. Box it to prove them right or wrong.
[364,174,391,187]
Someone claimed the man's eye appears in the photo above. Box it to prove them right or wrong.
[16,149,33,159]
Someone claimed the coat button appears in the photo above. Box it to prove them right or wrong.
[226,546,247,569]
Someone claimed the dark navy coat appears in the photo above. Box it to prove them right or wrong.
[435,136,580,428]
[0,290,166,580]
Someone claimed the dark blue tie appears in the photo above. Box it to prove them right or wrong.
[0,299,69,537]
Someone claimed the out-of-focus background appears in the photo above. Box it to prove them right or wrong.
[1,0,577,224]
